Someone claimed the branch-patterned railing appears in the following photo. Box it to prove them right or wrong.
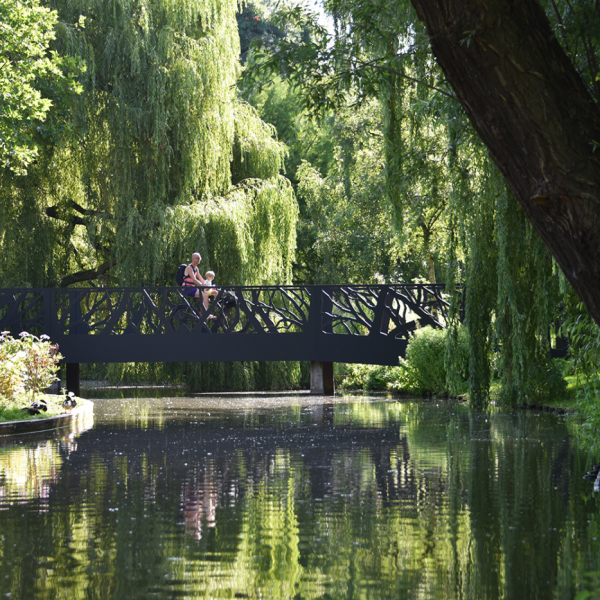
[0,285,451,365]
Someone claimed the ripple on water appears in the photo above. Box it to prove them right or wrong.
[0,393,594,600]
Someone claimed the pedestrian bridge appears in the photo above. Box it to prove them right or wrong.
[0,284,451,393]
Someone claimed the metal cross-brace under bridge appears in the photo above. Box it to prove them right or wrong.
[0,284,451,394]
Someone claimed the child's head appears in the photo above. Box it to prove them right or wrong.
[205,270,215,282]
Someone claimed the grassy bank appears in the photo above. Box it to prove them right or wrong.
[337,360,594,416]
[487,377,579,412]
[0,394,72,423]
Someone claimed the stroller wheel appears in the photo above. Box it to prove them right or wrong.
[170,304,197,331]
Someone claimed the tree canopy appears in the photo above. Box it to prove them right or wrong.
[240,0,594,405]
[0,0,297,288]
[409,0,600,327]
[0,0,83,174]
[2,0,599,407]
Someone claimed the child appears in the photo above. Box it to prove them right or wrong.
[204,271,217,297]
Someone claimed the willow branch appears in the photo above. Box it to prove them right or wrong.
[59,258,117,287]
[353,57,457,100]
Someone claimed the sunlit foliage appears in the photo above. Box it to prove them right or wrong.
[0,0,298,289]
[242,0,575,407]
[295,100,397,284]
[0,0,84,174]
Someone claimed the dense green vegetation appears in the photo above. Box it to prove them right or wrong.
[0,0,297,288]
[0,0,304,391]
[1,0,600,445]
[240,0,586,407]
[238,0,599,438]
[0,331,70,419]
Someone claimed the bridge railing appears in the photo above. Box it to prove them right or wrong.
[0,285,451,365]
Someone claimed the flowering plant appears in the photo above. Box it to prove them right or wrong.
[0,332,63,405]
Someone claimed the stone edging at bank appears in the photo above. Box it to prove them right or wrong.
[0,399,94,436]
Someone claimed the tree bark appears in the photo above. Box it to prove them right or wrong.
[409,0,600,324]
[59,258,116,287]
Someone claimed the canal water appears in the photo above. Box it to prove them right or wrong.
[0,390,599,599]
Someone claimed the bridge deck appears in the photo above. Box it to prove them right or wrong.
[0,285,450,366]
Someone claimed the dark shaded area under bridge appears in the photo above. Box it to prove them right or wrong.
[0,284,451,394]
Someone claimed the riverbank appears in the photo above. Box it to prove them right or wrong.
[51,366,593,424]
[0,393,74,423]
[78,375,585,408]
[0,398,93,435]
[487,374,585,415]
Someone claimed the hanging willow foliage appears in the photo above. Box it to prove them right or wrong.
[231,101,289,184]
[495,180,563,405]
[359,5,565,406]
[0,0,301,393]
[446,160,564,407]
[380,72,404,234]
[376,43,563,406]
[462,166,498,407]
[156,175,297,286]
[0,0,298,290]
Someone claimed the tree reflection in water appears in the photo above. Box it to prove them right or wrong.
[0,394,596,600]
[0,417,93,511]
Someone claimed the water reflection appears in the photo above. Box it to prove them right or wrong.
[0,414,93,511]
[182,460,218,540]
[0,393,597,600]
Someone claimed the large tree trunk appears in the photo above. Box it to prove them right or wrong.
[409,0,600,324]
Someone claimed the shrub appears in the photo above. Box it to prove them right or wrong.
[0,332,62,406]
[561,304,600,452]
[404,327,448,395]
[0,334,27,401]
[402,325,470,396]
[519,357,568,405]
[365,365,391,390]
[335,327,469,396]
[336,364,372,390]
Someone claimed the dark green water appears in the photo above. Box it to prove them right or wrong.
[0,392,599,599]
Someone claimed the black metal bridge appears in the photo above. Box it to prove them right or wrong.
[0,284,450,393]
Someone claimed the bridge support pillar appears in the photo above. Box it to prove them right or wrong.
[310,361,335,395]
[66,363,80,397]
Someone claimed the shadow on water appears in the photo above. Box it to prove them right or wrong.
[0,389,598,599]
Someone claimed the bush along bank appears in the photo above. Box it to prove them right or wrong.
[0,331,72,422]
[336,325,568,404]
[336,326,470,397]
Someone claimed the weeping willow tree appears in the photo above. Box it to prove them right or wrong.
[386,65,565,406]
[0,0,297,288]
[242,0,570,406]
[0,0,302,391]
